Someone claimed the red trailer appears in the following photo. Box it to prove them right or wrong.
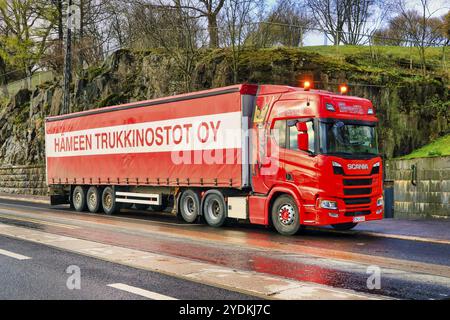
[46,84,384,235]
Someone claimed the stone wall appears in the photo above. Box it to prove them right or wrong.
[0,165,47,195]
[385,157,450,219]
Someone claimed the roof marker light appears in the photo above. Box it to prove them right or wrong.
[304,80,311,91]
[368,108,374,115]
[339,84,348,94]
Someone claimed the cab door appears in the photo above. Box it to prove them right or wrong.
[283,119,319,206]
[251,119,286,194]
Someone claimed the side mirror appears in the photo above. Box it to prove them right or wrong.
[297,132,309,152]
[296,122,309,152]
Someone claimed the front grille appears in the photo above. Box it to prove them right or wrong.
[344,197,371,205]
[344,188,372,195]
[343,178,372,186]
[345,210,371,216]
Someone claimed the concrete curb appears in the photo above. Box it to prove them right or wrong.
[0,195,49,205]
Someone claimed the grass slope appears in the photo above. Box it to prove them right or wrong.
[399,134,450,159]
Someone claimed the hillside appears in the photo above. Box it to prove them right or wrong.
[399,134,450,159]
[0,46,448,166]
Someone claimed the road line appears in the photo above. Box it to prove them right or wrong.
[0,248,31,260]
[107,283,178,300]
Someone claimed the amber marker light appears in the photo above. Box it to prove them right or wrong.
[339,84,348,94]
[303,80,311,91]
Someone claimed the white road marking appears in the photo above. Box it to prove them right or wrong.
[107,283,178,300]
[0,248,31,260]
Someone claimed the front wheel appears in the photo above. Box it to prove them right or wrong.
[331,222,358,231]
[271,195,301,236]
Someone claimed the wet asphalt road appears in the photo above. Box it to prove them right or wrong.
[0,198,449,300]
[0,234,254,300]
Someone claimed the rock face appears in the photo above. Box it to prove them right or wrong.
[0,48,448,167]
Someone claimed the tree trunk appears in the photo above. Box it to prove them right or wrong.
[208,14,219,48]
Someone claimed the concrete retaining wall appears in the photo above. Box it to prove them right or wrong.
[0,165,47,195]
[385,157,450,219]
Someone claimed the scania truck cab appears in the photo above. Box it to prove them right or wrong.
[249,85,383,235]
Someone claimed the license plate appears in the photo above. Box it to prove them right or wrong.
[353,216,365,223]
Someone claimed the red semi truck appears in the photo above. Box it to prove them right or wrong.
[45,84,384,235]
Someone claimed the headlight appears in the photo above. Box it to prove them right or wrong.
[332,161,344,175]
[377,197,383,207]
[320,200,338,210]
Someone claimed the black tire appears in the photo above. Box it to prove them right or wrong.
[102,187,119,215]
[86,186,101,213]
[72,186,87,212]
[331,222,358,231]
[203,192,227,228]
[271,195,301,236]
[179,190,200,223]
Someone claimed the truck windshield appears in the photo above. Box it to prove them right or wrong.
[319,120,378,156]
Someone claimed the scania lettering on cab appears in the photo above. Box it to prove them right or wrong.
[45,84,384,236]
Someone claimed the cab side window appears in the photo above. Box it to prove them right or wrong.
[272,120,286,148]
[288,120,315,153]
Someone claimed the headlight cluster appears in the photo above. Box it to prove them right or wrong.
[377,197,383,207]
[320,200,338,210]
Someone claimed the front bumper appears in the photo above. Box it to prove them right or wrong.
[301,196,384,226]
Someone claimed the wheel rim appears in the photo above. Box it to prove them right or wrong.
[74,191,82,207]
[278,204,295,225]
[103,192,113,210]
[88,191,97,208]
[207,199,221,220]
[183,196,196,216]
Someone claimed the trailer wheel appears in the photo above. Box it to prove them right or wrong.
[271,195,300,236]
[102,187,119,215]
[72,186,87,212]
[203,192,227,228]
[86,186,101,213]
[179,190,200,223]
[331,222,357,231]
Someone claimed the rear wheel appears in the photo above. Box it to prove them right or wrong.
[102,187,119,215]
[271,195,300,236]
[203,192,227,228]
[179,190,200,223]
[72,186,87,212]
[331,222,357,231]
[86,186,101,213]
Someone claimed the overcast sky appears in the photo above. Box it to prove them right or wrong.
[265,0,450,46]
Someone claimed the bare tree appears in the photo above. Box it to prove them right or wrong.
[395,0,447,73]
[266,0,313,47]
[221,0,262,82]
[307,0,386,45]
